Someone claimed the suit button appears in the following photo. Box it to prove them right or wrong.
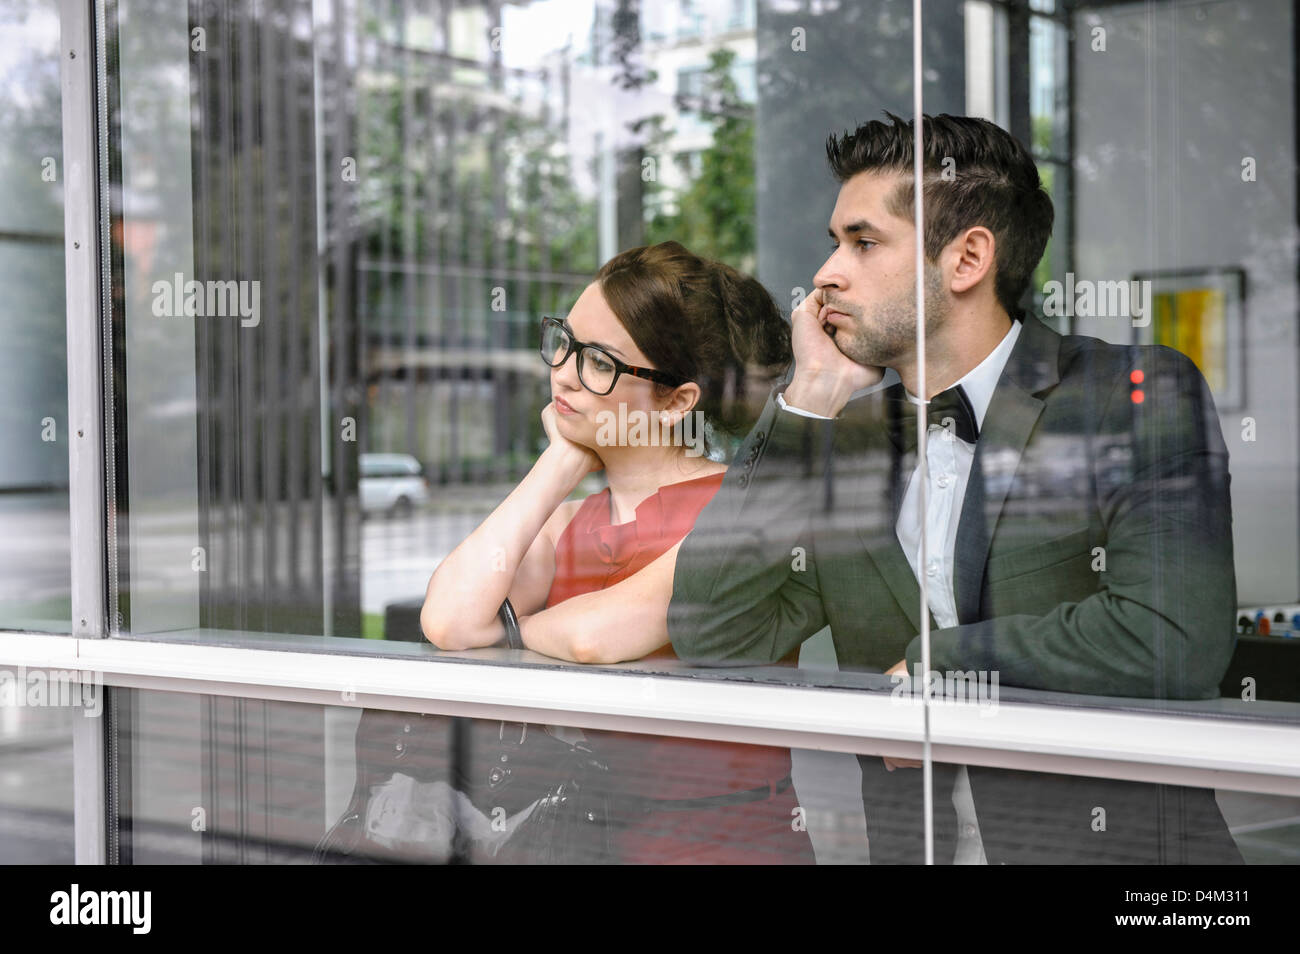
[964,824,977,837]
[756,431,765,441]
[738,475,749,488]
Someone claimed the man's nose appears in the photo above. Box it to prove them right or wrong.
[814,250,845,292]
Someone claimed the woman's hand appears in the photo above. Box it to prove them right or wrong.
[421,404,599,651]
[540,401,603,479]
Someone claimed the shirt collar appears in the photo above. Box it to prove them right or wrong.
[903,319,1023,431]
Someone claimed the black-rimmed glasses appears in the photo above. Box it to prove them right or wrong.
[539,316,684,395]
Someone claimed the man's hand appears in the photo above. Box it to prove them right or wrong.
[883,658,922,771]
[782,287,884,418]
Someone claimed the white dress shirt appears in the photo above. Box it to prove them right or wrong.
[777,319,1023,864]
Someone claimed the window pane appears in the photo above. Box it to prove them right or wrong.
[0,1,71,634]
[109,687,1297,865]
[97,0,1300,740]
[890,0,1300,864]
[101,0,774,651]
[1070,0,1297,682]
[895,759,1289,865]
[0,673,81,863]
[113,687,877,863]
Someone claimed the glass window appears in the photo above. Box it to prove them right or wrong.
[109,686,1298,865]
[62,0,1299,870]
[100,0,768,653]
[0,2,71,634]
[0,667,86,863]
[110,686,862,864]
[95,0,1300,724]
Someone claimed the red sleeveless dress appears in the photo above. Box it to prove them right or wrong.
[546,472,815,864]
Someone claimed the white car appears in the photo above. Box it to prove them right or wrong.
[360,453,430,517]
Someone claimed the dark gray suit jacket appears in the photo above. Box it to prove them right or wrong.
[669,316,1243,863]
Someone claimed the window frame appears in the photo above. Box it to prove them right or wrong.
[4,0,1293,867]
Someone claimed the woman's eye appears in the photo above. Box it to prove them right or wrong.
[857,240,876,251]
[589,353,614,372]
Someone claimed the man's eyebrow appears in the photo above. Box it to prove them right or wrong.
[829,219,882,239]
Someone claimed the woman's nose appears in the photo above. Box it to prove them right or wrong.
[552,350,581,389]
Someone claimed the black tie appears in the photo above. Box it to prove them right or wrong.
[889,382,977,454]
[887,384,979,453]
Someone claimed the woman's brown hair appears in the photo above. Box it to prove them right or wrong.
[593,241,792,448]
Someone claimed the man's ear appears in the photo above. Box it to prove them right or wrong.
[947,226,996,295]
[660,382,702,427]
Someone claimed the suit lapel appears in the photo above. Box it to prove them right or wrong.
[845,319,1062,636]
[856,383,935,634]
[953,318,1060,622]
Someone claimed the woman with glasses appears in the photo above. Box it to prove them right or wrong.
[420,241,813,863]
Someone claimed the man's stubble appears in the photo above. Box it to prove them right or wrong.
[831,264,948,371]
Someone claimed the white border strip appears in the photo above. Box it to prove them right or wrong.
[3,632,1299,797]
[912,0,934,866]
[59,0,107,866]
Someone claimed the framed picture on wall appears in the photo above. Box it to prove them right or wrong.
[1131,267,1247,413]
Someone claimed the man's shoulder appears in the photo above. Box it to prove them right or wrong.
[1048,323,1205,388]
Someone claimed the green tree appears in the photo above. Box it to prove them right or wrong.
[645,48,755,272]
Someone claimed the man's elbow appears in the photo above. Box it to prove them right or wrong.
[1130,620,1235,700]
[1170,632,1235,700]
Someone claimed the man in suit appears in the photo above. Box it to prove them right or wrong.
[668,112,1243,864]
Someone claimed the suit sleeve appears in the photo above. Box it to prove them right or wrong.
[668,390,835,665]
[904,346,1237,700]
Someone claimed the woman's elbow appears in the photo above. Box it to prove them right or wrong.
[569,631,614,665]
[420,605,460,651]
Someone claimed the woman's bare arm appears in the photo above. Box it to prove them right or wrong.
[421,405,599,651]
[517,540,683,664]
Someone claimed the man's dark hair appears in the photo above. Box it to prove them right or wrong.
[826,112,1054,319]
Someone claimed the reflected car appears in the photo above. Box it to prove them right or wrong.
[360,453,430,518]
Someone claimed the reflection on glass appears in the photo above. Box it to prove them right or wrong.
[0,3,71,634]
[99,1,1300,725]
[110,687,1299,866]
[875,760,1251,865]
[106,0,762,644]
[115,689,834,864]
[0,702,75,863]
